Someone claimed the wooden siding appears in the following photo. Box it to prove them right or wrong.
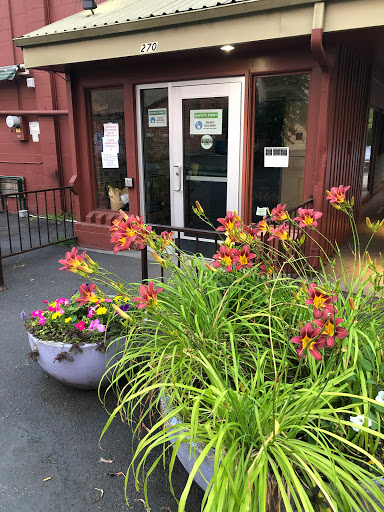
[322,44,371,254]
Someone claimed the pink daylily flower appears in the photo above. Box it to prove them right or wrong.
[305,283,338,319]
[232,246,256,270]
[314,317,349,347]
[212,245,236,272]
[293,208,323,228]
[270,204,288,222]
[216,212,241,232]
[326,185,351,204]
[290,323,327,360]
[267,223,290,242]
[133,282,164,309]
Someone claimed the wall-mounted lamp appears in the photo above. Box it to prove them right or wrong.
[5,115,28,141]
[220,45,235,52]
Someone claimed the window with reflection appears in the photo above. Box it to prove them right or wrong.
[252,74,310,222]
[141,88,170,225]
[89,89,127,210]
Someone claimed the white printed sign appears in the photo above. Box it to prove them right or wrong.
[201,135,213,150]
[190,109,222,135]
[101,152,119,169]
[256,207,268,216]
[102,136,119,154]
[148,108,167,127]
[264,147,289,168]
[103,123,119,138]
[29,121,40,141]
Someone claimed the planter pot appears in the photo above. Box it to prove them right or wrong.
[27,332,125,389]
[160,397,214,492]
[161,398,384,509]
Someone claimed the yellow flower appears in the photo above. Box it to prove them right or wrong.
[96,306,107,315]
[114,295,123,302]
[50,301,57,308]
[123,297,130,303]
[65,317,72,323]
[52,311,62,320]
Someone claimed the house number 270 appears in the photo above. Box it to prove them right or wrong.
[140,42,158,53]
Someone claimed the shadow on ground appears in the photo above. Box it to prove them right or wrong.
[0,246,204,512]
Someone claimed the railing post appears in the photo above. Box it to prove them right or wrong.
[141,247,148,283]
[0,244,6,290]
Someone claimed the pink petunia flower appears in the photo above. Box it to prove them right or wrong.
[293,208,323,228]
[75,321,86,330]
[88,319,106,333]
[290,323,327,360]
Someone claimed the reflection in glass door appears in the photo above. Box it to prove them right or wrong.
[172,81,243,229]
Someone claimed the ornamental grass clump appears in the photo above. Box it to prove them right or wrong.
[59,187,384,511]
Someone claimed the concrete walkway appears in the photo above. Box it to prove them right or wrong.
[0,246,203,512]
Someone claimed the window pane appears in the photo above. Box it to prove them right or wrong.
[90,89,127,210]
[141,88,170,225]
[252,74,310,221]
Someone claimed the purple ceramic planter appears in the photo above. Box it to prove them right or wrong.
[27,332,125,389]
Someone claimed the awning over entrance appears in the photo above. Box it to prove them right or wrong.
[0,66,18,81]
[14,0,384,70]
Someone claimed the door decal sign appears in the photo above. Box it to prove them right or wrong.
[148,108,167,127]
[264,147,289,168]
[190,109,222,134]
[201,134,213,150]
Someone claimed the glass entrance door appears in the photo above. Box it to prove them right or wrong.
[171,81,243,229]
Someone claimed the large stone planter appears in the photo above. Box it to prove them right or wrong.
[27,332,125,389]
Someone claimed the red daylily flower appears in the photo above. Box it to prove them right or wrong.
[270,204,288,221]
[326,185,351,204]
[132,282,164,309]
[314,317,349,347]
[293,208,323,228]
[232,246,256,270]
[267,222,290,242]
[259,263,279,276]
[110,214,152,253]
[305,283,338,319]
[212,245,237,272]
[216,211,241,232]
[59,247,93,274]
[254,217,269,236]
[290,323,327,360]
[75,283,98,305]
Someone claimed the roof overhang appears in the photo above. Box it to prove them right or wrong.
[14,0,384,69]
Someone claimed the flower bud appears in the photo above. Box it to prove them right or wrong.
[205,263,217,272]
[195,201,204,214]
[112,304,131,320]
[366,217,372,229]
[348,297,358,311]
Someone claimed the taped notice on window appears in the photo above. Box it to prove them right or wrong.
[101,152,119,168]
[264,147,289,168]
[190,109,222,135]
[103,123,119,138]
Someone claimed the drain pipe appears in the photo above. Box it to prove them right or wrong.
[310,2,331,212]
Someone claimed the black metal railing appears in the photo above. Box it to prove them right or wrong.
[141,198,314,282]
[0,186,76,289]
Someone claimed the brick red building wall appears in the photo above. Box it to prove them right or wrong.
[0,1,105,208]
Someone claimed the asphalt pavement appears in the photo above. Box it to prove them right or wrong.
[0,245,204,512]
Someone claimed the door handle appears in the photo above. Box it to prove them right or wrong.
[173,164,181,191]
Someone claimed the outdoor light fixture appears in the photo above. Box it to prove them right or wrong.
[83,0,97,13]
[220,45,235,52]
